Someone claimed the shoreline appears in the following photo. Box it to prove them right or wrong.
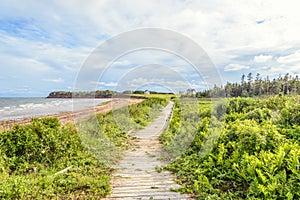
[0,98,144,130]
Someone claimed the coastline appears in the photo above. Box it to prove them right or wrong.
[0,98,144,130]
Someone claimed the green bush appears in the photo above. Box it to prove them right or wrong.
[163,95,300,199]
[0,97,168,199]
[0,119,111,199]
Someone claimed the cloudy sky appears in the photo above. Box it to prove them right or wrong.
[1,0,300,97]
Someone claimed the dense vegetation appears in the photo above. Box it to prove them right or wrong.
[47,90,173,98]
[47,90,118,98]
[161,95,300,199]
[0,97,167,199]
[197,73,300,98]
[128,90,174,95]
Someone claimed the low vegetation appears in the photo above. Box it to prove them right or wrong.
[161,95,300,199]
[0,97,167,199]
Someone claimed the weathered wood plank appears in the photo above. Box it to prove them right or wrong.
[103,102,193,200]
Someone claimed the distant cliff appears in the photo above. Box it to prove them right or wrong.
[47,90,117,98]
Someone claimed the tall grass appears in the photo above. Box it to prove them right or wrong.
[0,97,167,199]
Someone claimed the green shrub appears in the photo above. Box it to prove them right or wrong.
[163,95,300,199]
[0,97,168,199]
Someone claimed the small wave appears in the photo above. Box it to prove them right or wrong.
[0,98,110,121]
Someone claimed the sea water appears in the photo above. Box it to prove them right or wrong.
[0,98,110,121]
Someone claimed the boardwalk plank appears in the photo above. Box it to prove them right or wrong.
[103,102,193,200]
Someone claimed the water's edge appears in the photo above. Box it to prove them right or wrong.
[0,98,110,121]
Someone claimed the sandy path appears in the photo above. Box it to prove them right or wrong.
[0,98,143,130]
[104,102,193,200]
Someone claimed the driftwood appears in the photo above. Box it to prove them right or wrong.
[54,165,73,176]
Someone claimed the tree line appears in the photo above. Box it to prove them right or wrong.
[197,73,300,98]
[47,90,173,98]
[47,90,117,98]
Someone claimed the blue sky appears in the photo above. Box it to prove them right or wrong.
[1,0,300,97]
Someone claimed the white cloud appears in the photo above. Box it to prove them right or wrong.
[268,65,300,76]
[277,50,300,64]
[270,50,300,77]
[0,32,90,72]
[90,81,118,87]
[254,55,273,63]
[112,60,131,66]
[0,53,53,76]
[224,64,250,72]
[43,78,65,83]
[126,77,190,92]
[2,0,300,96]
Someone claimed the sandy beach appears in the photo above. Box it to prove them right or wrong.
[0,98,144,130]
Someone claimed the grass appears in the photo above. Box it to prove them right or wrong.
[131,93,178,100]
[161,95,300,199]
[0,97,168,199]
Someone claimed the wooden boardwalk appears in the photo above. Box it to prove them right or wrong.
[104,102,192,200]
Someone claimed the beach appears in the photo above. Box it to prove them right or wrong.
[0,98,143,130]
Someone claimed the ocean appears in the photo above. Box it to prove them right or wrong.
[0,98,110,121]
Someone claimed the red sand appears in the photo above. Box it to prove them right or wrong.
[0,98,143,130]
